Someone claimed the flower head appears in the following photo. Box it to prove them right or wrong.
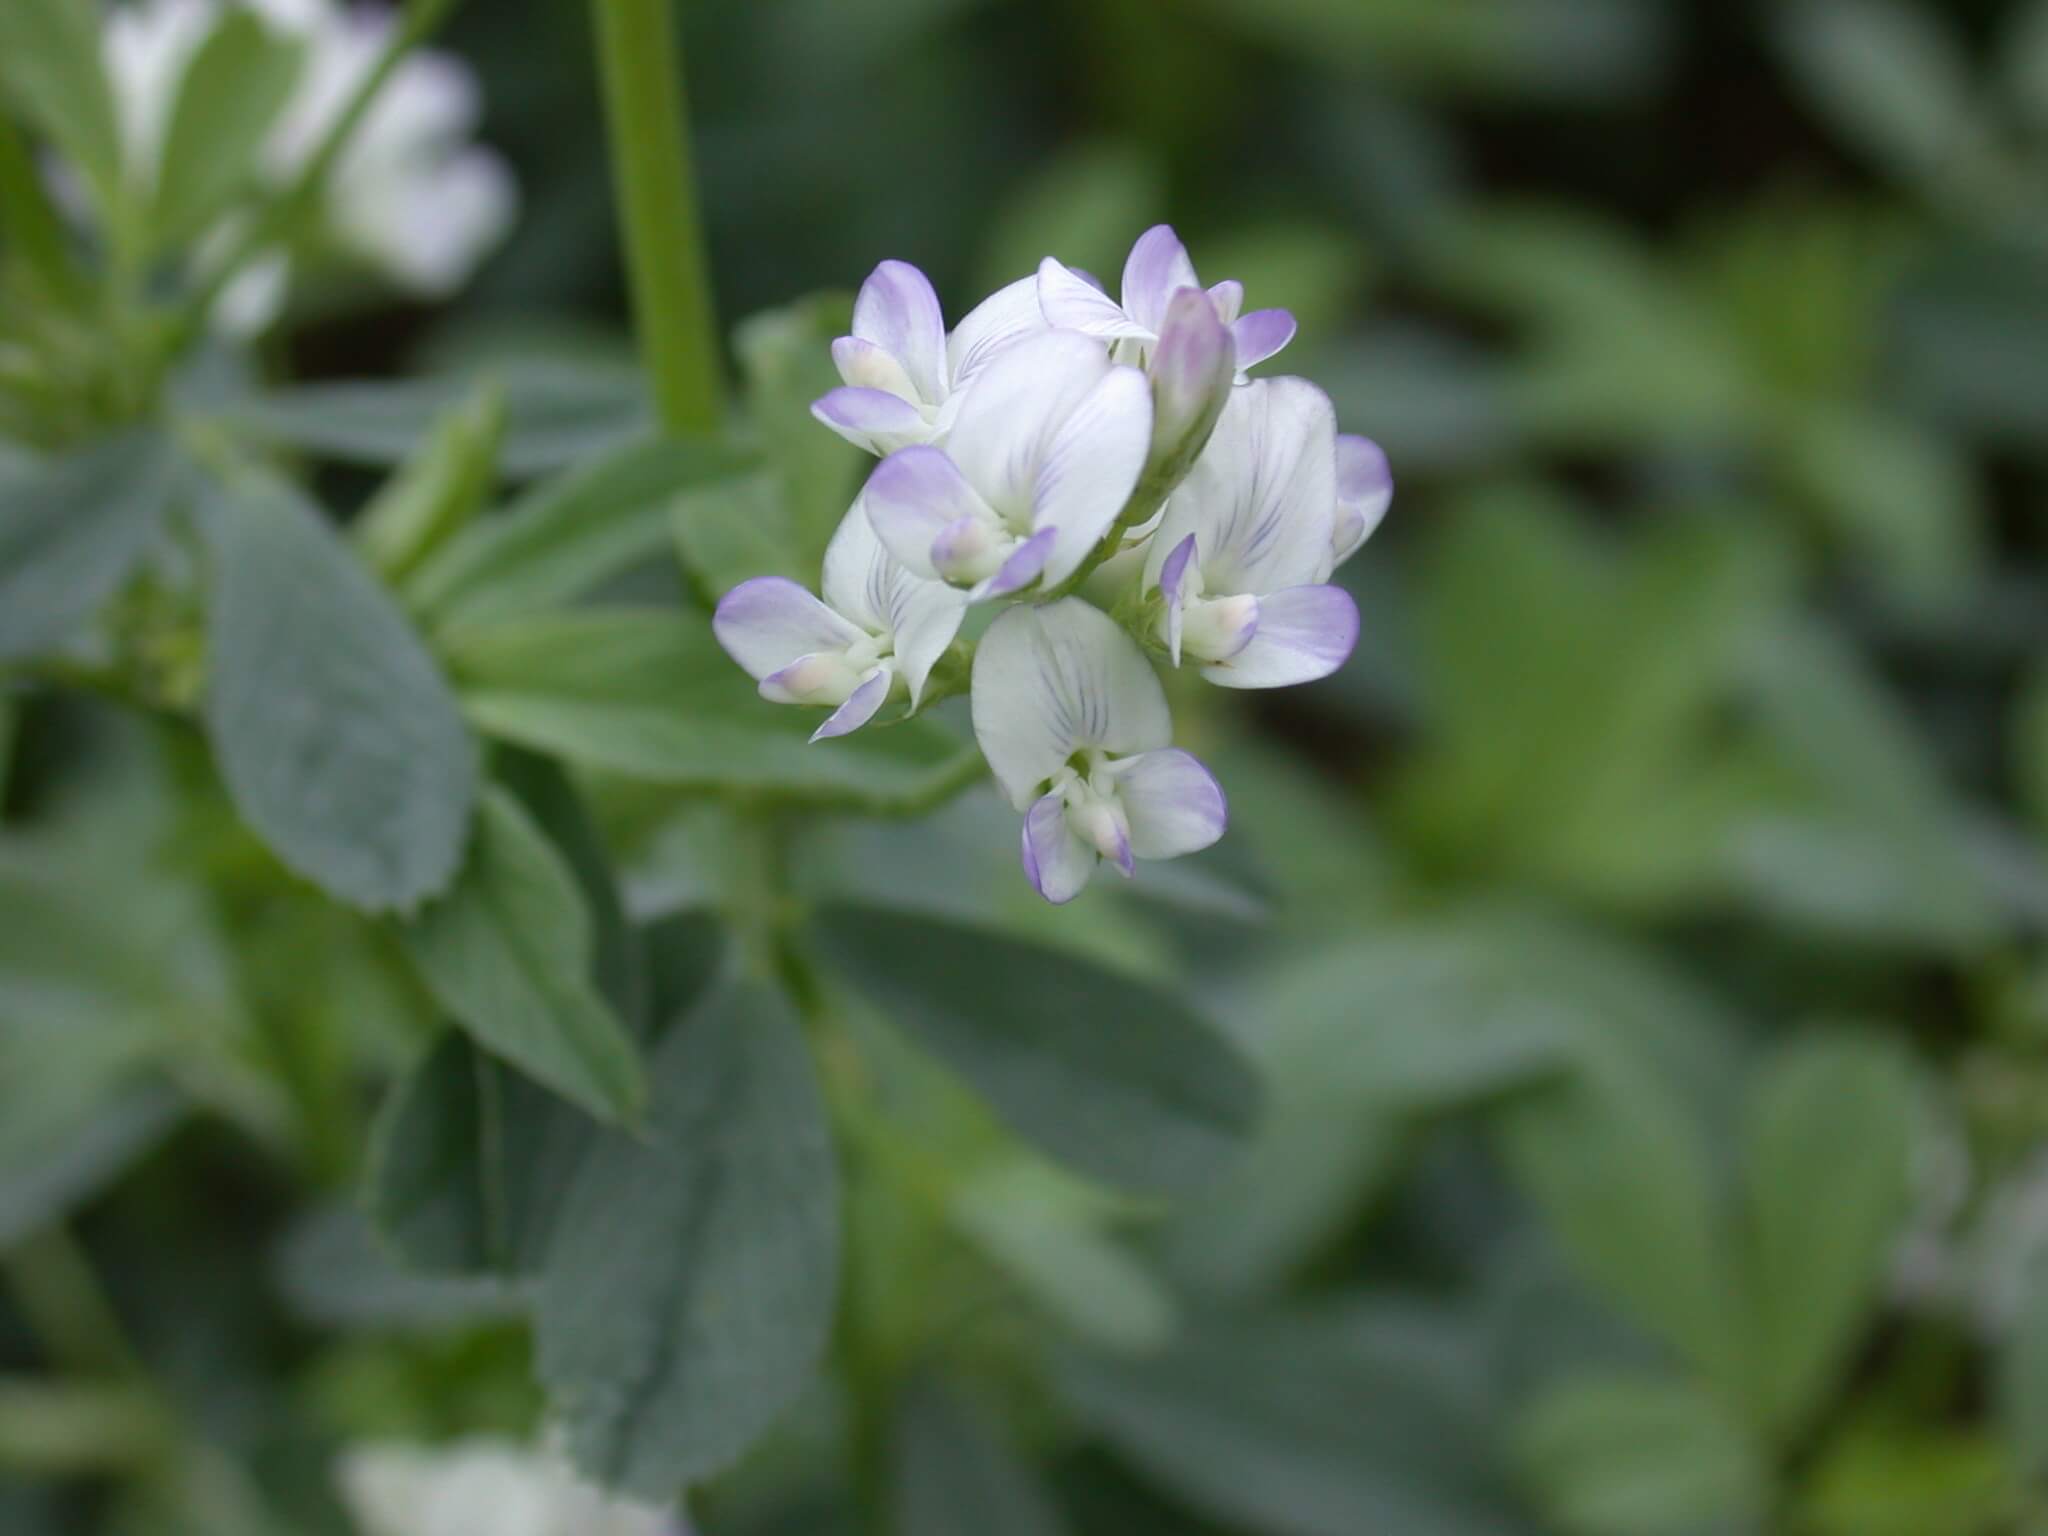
[862,331,1153,600]
[714,501,967,740]
[1143,378,1360,689]
[1037,223,1296,375]
[972,599,1225,904]
[338,1437,682,1536]
[811,262,1049,455]
[98,0,514,334]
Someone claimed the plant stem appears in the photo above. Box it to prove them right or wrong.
[589,0,725,436]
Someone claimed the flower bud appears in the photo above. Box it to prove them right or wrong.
[1143,287,1236,489]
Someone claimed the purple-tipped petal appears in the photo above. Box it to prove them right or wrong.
[1038,255,1147,339]
[713,577,864,682]
[810,667,892,741]
[1205,278,1244,325]
[1158,532,1197,666]
[1333,434,1393,569]
[863,446,992,579]
[1022,792,1095,904]
[852,260,946,404]
[1148,288,1235,474]
[1121,225,1201,335]
[1231,308,1297,371]
[1200,583,1357,690]
[812,386,927,455]
[975,526,1057,601]
[1114,748,1227,860]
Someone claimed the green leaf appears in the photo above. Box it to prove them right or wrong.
[407,435,753,629]
[894,1381,1072,1536]
[537,974,839,1499]
[399,790,645,1127]
[1775,0,1988,189]
[1801,1422,2015,1536]
[226,363,653,478]
[199,474,478,911]
[1496,1043,1746,1398]
[150,9,303,245]
[2001,0,2048,131]
[354,382,505,582]
[810,905,1259,1192]
[949,1162,1178,1353]
[0,433,177,660]
[443,608,982,812]
[1513,1376,1768,1536]
[0,1079,184,1248]
[1060,1305,1523,1536]
[1740,1033,1913,1436]
[273,1206,517,1332]
[735,294,864,573]
[0,0,124,211]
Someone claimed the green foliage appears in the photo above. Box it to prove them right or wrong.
[892,1382,1071,1536]
[812,904,1260,1192]
[198,472,478,911]
[0,434,178,660]
[0,0,124,214]
[536,973,840,1499]
[150,10,304,248]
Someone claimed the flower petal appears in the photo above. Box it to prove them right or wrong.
[888,576,969,705]
[1206,278,1244,325]
[812,386,930,456]
[1199,583,1357,689]
[1032,363,1153,588]
[863,446,995,579]
[946,273,1047,389]
[946,330,1117,517]
[1148,376,1336,596]
[1157,532,1197,666]
[1120,224,1201,335]
[852,259,946,405]
[1231,309,1297,372]
[811,666,893,741]
[713,577,864,683]
[832,336,920,401]
[1037,255,1147,339]
[1111,748,1228,860]
[1332,433,1393,570]
[1022,792,1096,905]
[1147,287,1235,475]
[973,525,1057,601]
[819,498,890,629]
[971,598,1173,809]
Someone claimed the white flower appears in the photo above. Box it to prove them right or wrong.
[338,1438,682,1536]
[1329,432,1393,576]
[861,330,1153,600]
[1142,378,1360,689]
[98,0,515,332]
[713,499,968,740]
[1037,223,1296,375]
[810,261,1049,455]
[972,599,1225,904]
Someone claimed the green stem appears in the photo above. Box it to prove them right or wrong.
[589,0,726,435]
[178,0,466,341]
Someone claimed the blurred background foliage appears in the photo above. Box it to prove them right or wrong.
[10,0,2048,1532]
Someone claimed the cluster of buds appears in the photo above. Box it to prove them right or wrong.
[714,227,1392,903]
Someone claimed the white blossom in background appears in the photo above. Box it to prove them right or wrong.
[714,500,968,740]
[338,1439,686,1536]
[862,330,1153,599]
[713,224,1392,902]
[811,261,1048,455]
[972,600,1225,904]
[1143,378,1362,689]
[99,0,516,333]
[1037,223,1297,375]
